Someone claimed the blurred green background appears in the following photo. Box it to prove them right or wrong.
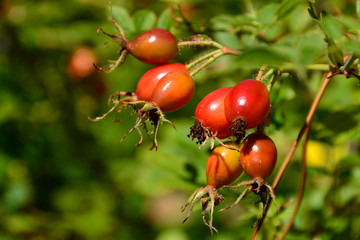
[0,0,360,239]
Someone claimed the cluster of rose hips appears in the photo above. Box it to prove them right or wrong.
[91,14,278,233]
[182,80,277,233]
[91,28,195,149]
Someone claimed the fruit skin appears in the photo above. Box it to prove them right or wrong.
[67,46,96,80]
[224,79,270,129]
[150,71,195,112]
[127,28,178,65]
[206,142,243,189]
[240,132,277,179]
[136,63,188,102]
[195,87,233,139]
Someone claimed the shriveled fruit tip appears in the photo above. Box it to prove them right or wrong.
[188,119,208,145]
[230,117,247,141]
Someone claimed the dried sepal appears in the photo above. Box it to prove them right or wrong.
[181,186,224,235]
[89,91,174,150]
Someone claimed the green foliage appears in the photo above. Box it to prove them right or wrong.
[133,9,157,31]
[276,0,303,20]
[157,8,172,29]
[111,6,135,33]
[0,0,359,239]
[235,47,289,70]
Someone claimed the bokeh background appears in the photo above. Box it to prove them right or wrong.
[1,0,360,239]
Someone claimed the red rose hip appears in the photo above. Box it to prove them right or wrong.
[136,63,188,101]
[182,141,243,233]
[224,79,270,140]
[240,132,277,179]
[219,133,278,214]
[225,79,270,129]
[150,71,195,112]
[127,28,178,65]
[195,87,232,139]
[206,142,243,189]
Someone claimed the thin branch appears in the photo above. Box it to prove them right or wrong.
[279,63,330,72]
[222,46,242,55]
[251,71,335,239]
[189,51,224,77]
[277,126,311,240]
[177,40,224,49]
[186,49,222,70]
[108,1,127,39]
[273,71,333,189]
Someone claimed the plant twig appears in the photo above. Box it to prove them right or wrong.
[186,49,222,70]
[279,63,330,72]
[189,50,224,76]
[177,40,224,49]
[277,126,311,240]
[108,1,127,39]
[251,71,335,240]
[273,72,334,188]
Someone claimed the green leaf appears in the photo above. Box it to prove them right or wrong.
[133,9,157,32]
[307,1,318,21]
[157,8,171,29]
[258,4,278,25]
[321,110,358,134]
[235,47,288,69]
[324,35,344,68]
[211,15,255,34]
[343,41,360,55]
[110,6,135,33]
[316,11,345,67]
[320,13,344,40]
[336,15,360,31]
[276,0,303,20]
[213,32,242,50]
[357,0,360,18]
[296,32,325,66]
[211,15,238,31]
